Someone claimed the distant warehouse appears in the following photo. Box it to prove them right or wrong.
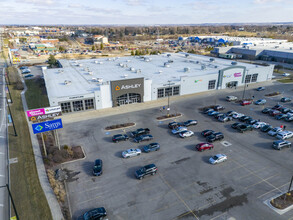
[43,53,274,113]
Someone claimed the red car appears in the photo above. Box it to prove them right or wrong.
[240,100,252,106]
[196,143,214,152]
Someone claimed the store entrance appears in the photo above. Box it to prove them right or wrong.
[116,93,141,106]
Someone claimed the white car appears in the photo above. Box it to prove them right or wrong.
[253,122,267,129]
[226,96,238,101]
[179,130,194,138]
[268,127,283,136]
[122,148,141,158]
[283,73,290,77]
[209,154,227,165]
[276,131,293,140]
[172,126,187,135]
[232,113,244,119]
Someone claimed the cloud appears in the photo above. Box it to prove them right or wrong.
[15,0,56,5]
[125,0,146,6]
[254,0,284,3]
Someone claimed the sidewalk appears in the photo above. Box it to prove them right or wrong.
[62,80,279,125]
[19,69,64,220]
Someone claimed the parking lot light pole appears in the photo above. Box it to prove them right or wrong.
[164,80,175,117]
[0,184,19,220]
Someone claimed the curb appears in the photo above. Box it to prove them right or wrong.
[104,123,136,132]
[61,146,87,166]
[156,114,183,121]
[264,191,293,215]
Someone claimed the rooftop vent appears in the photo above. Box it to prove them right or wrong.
[136,69,141,74]
[123,74,128,78]
[97,78,103,83]
[185,54,189,58]
[119,63,123,67]
[130,67,135,71]
[209,58,215,62]
[94,60,99,64]
[126,60,131,62]
[88,71,93,75]
[290,47,293,50]
[99,62,103,64]
[164,62,170,67]
[107,58,112,61]
[214,65,218,68]
[58,69,64,73]
[64,80,71,85]
[196,61,199,64]
[184,67,190,72]
[144,58,150,62]
[78,64,83,67]
[168,60,173,63]
[158,70,163,74]
[201,64,206,70]
[231,61,237,65]
[167,54,171,57]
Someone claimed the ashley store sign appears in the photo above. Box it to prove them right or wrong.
[115,84,142,91]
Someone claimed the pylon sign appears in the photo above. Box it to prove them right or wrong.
[32,118,63,134]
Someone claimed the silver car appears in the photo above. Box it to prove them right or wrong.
[122,148,141,158]
[172,126,187,135]
[209,154,227,164]
[268,127,283,136]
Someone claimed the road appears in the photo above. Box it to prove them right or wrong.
[0,27,10,220]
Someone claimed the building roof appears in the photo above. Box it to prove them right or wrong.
[44,53,270,99]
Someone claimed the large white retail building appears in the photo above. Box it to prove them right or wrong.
[43,53,274,113]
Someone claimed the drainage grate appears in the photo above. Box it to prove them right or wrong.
[221,141,232,147]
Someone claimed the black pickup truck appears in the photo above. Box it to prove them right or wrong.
[130,128,150,137]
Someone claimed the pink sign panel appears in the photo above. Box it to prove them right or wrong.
[234,72,242,77]
[26,108,45,117]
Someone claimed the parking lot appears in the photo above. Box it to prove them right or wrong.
[59,82,293,220]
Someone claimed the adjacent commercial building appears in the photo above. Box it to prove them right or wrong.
[43,53,274,113]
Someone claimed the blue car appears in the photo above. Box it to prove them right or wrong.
[143,143,160,153]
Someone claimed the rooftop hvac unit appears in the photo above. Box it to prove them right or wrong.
[130,67,135,71]
[118,63,123,67]
[214,65,218,68]
[201,64,206,70]
[126,60,131,62]
[95,60,99,64]
[99,62,103,64]
[107,58,112,61]
[58,69,64,73]
[158,70,163,74]
[290,47,293,50]
[88,71,93,75]
[168,60,173,63]
[64,80,72,85]
[97,78,103,83]
[123,74,128,78]
[209,58,215,62]
[231,61,237,65]
[136,69,141,73]
[167,54,171,57]
[92,77,97,82]
[164,63,170,68]
[196,61,199,64]
[79,64,83,67]
[144,58,150,62]
[185,54,189,58]
[184,67,190,72]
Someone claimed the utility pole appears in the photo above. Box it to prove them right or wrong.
[0,184,19,220]
[163,80,175,117]
[6,97,17,136]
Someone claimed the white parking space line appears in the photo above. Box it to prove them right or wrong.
[244,174,279,189]
[257,182,289,199]
[234,167,267,181]
[76,195,100,206]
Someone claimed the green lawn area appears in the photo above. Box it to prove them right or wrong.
[25,78,49,109]
[7,67,52,219]
[277,78,293,83]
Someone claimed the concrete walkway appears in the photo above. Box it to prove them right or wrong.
[19,69,64,220]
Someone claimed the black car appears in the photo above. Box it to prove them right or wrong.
[280,107,290,114]
[214,113,225,119]
[281,97,291,102]
[183,120,198,127]
[93,159,103,176]
[112,134,129,143]
[20,66,28,70]
[231,122,242,129]
[262,108,271,114]
[275,114,287,120]
[226,111,237,116]
[130,128,150,137]
[272,104,283,110]
[168,121,183,129]
[83,207,107,220]
[239,116,251,122]
[214,105,225,111]
[285,116,293,122]
[261,124,273,132]
[237,124,253,133]
[135,164,157,180]
[204,108,214,114]
[201,130,215,137]
[206,132,224,142]
[134,134,153,143]
[246,118,257,125]
[143,143,160,153]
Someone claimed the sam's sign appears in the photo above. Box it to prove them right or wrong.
[32,118,63,134]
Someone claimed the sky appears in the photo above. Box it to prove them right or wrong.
[0,0,293,25]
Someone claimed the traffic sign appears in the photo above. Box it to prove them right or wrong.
[32,119,63,134]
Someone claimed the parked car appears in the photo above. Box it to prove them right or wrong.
[83,207,107,220]
[285,116,293,122]
[226,96,238,102]
[134,134,153,143]
[201,130,215,137]
[204,108,214,114]
[275,114,287,120]
[208,111,219,116]
[226,111,237,116]
[130,128,150,137]
[269,110,281,116]
[183,120,198,127]
[231,122,242,129]
[268,127,283,136]
[255,99,267,105]
[93,159,103,176]
[179,130,194,138]
[22,69,31,74]
[261,124,273,132]
[209,154,227,164]
[112,134,129,143]
[172,126,187,135]
[246,118,257,125]
[281,97,292,102]
[122,148,141,158]
[240,100,252,106]
[143,143,160,152]
[196,143,214,152]
[256,87,265,91]
[237,124,253,133]
[276,131,293,140]
[20,66,28,70]
[272,140,291,150]
[206,132,224,142]
[272,104,283,110]
[282,73,290,77]
[214,113,225,119]
[135,164,157,180]
[218,115,233,122]
[253,122,267,129]
[262,108,271,114]
[280,107,291,114]
[168,121,182,129]
[239,116,251,122]
[214,105,225,111]
[232,112,244,119]
[24,74,34,78]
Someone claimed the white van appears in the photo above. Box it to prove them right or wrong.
[276,131,293,140]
